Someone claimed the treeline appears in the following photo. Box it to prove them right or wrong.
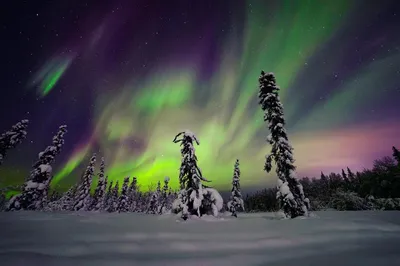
[0,121,177,213]
[45,175,177,214]
[244,147,400,211]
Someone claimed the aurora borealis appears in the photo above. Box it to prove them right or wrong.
[1,0,400,192]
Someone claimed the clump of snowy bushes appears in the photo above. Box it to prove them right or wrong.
[367,196,400,210]
[172,187,224,217]
[329,190,371,211]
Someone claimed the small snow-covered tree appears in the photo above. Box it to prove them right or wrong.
[57,185,77,211]
[163,177,170,195]
[90,157,107,211]
[128,176,137,212]
[73,154,96,211]
[227,159,244,217]
[147,192,158,214]
[6,125,67,211]
[156,180,162,209]
[0,119,29,165]
[393,146,400,165]
[159,176,171,213]
[127,177,138,212]
[117,176,130,212]
[49,189,62,202]
[341,169,349,182]
[107,181,119,212]
[102,180,113,211]
[347,167,355,180]
[146,180,162,214]
[172,131,222,219]
[0,190,6,211]
[135,193,145,213]
[258,71,309,218]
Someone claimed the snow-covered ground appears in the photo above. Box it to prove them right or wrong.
[1,211,400,266]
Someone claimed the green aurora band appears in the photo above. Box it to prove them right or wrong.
[29,55,74,97]
[5,0,392,193]
[52,1,357,191]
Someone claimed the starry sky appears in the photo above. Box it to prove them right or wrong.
[1,0,400,192]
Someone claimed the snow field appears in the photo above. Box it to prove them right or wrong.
[0,211,399,266]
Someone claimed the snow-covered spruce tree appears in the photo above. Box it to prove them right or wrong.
[258,71,309,218]
[137,192,147,213]
[227,159,244,217]
[0,119,29,165]
[159,176,170,214]
[393,146,400,165]
[163,177,170,195]
[102,180,113,211]
[172,131,223,220]
[57,185,77,211]
[73,154,96,211]
[146,181,162,214]
[168,187,176,204]
[49,190,62,202]
[117,176,130,213]
[134,193,143,212]
[44,188,61,211]
[6,125,67,211]
[127,177,138,212]
[155,180,162,211]
[347,167,355,180]
[89,157,107,211]
[147,191,158,214]
[341,169,349,182]
[107,181,119,212]
[0,190,6,211]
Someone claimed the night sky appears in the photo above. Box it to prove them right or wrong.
[1,0,400,191]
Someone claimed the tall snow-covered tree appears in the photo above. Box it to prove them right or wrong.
[227,159,244,217]
[0,119,29,165]
[128,177,138,212]
[172,131,222,220]
[73,154,96,211]
[258,71,309,218]
[6,125,67,211]
[393,146,400,165]
[117,176,130,213]
[90,157,107,211]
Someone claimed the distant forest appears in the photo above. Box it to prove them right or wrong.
[245,147,400,211]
